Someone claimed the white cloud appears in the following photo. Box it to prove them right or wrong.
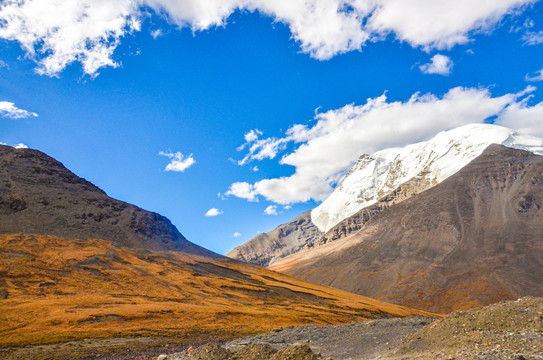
[0,0,141,76]
[244,129,262,143]
[495,94,543,137]
[419,54,454,75]
[158,151,195,172]
[264,205,278,215]
[151,29,163,39]
[228,86,538,204]
[526,69,543,82]
[0,101,38,119]
[225,182,258,202]
[233,232,241,238]
[0,0,534,75]
[237,130,286,166]
[0,142,28,148]
[523,30,543,45]
[205,207,224,217]
[251,166,259,172]
[367,0,534,50]
[0,60,8,69]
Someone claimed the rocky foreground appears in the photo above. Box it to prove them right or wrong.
[153,297,543,360]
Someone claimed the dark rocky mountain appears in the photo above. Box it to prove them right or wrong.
[226,211,323,267]
[0,145,211,255]
[270,145,543,313]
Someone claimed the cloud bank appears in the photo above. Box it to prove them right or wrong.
[227,86,543,204]
[0,0,534,75]
[158,151,195,172]
[0,101,38,119]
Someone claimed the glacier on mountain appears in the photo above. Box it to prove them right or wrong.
[311,123,543,233]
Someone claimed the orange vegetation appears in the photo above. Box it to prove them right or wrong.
[0,234,432,355]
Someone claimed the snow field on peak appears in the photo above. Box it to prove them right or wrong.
[311,123,543,233]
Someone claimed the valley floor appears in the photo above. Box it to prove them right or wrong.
[1,317,434,360]
[166,302,543,360]
[6,297,542,360]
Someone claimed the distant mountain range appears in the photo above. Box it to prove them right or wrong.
[228,124,543,312]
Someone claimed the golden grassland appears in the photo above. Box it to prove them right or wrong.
[0,234,433,357]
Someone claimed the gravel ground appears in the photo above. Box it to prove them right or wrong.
[156,317,434,360]
[157,297,543,360]
[225,316,434,360]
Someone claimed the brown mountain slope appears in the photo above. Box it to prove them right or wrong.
[312,174,438,249]
[0,234,431,359]
[270,145,543,313]
[0,145,209,255]
[228,172,442,267]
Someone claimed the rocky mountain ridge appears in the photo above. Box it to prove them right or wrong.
[270,145,543,313]
[228,124,543,268]
[0,145,210,255]
[226,211,323,267]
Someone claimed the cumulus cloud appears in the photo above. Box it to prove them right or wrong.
[158,151,195,172]
[0,0,141,76]
[526,69,543,82]
[0,101,38,119]
[0,0,534,75]
[233,232,241,238]
[243,129,262,143]
[228,86,539,204]
[264,205,278,215]
[205,207,224,217]
[225,182,258,202]
[419,54,454,75]
[368,0,534,50]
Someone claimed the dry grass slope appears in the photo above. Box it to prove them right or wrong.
[0,234,431,358]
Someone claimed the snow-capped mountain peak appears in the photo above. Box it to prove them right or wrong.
[311,123,543,233]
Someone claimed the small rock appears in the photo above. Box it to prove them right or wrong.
[157,355,168,360]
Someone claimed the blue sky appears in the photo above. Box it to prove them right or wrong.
[1,1,543,254]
